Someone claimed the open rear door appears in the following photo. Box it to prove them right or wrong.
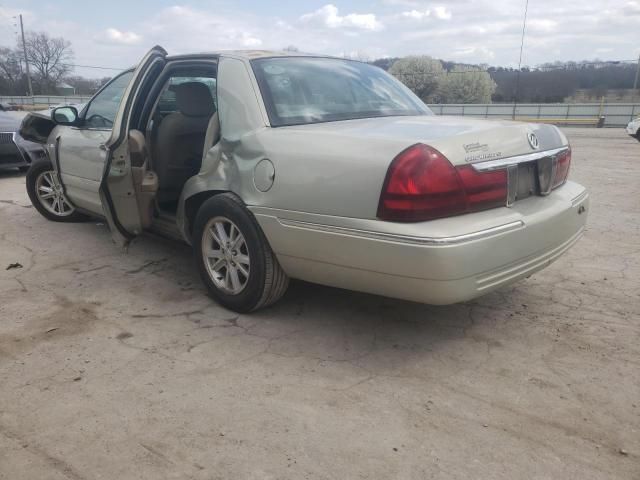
[99,45,167,247]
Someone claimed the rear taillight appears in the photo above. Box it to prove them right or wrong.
[377,144,507,222]
[552,148,571,189]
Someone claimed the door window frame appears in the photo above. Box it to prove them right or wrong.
[78,69,135,131]
[137,58,219,135]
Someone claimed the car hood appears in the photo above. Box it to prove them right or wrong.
[279,115,567,166]
[0,111,27,133]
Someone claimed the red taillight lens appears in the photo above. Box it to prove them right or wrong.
[553,148,571,189]
[377,144,508,222]
[456,165,508,212]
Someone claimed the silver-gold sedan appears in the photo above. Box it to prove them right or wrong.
[19,47,588,312]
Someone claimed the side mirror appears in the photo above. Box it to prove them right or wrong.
[51,106,79,126]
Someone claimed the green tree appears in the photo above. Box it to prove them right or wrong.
[438,66,496,103]
[388,56,444,102]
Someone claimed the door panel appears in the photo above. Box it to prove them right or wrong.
[57,127,110,214]
[54,70,135,216]
[100,45,167,246]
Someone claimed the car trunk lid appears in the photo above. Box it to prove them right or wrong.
[279,114,567,166]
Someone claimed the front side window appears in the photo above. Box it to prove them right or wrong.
[84,70,134,129]
[251,57,432,127]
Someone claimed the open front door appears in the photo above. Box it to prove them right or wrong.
[99,46,167,247]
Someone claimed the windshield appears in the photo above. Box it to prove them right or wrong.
[251,57,432,127]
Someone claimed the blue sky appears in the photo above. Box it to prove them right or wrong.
[1,1,639,77]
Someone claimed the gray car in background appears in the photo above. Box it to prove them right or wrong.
[0,111,46,171]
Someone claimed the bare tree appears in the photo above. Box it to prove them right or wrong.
[388,56,444,102]
[20,31,74,94]
[0,47,24,93]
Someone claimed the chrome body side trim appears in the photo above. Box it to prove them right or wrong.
[472,146,569,172]
[277,218,525,246]
[571,190,589,206]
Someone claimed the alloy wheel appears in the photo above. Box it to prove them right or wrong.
[35,170,75,217]
[201,216,251,294]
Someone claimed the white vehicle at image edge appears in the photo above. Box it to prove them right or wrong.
[626,117,640,140]
[19,46,589,312]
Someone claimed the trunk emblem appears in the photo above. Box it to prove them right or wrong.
[527,132,540,150]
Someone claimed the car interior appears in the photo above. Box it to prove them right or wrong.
[137,66,220,218]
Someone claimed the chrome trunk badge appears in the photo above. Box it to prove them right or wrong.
[527,132,539,150]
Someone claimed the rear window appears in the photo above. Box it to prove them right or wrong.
[251,57,431,127]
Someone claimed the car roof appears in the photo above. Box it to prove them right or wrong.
[166,50,342,62]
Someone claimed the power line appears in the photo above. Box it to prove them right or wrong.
[61,63,127,71]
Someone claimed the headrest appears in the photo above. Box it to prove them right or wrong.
[174,82,215,117]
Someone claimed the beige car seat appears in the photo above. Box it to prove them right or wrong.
[155,82,215,203]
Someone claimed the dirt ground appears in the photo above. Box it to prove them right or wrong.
[0,127,638,479]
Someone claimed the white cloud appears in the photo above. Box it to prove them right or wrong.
[382,0,422,6]
[433,6,452,20]
[624,0,640,13]
[101,28,142,45]
[240,34,262,47]
[400,10,431,20]
[300,4,383,31]
[527,19,558,32]
[6,1,637,78]
[451,46,496,61]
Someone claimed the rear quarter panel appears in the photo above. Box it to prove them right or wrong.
[251,128,407,218]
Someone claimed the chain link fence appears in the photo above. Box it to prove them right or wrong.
[427,103,639,127]
[2,96,638,127]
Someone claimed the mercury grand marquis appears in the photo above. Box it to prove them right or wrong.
[19,47,589,312]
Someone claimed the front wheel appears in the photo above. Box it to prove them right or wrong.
[193,193,289,312]
[26,160,87,222]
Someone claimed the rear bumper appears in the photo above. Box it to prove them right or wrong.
[251,181,589,305]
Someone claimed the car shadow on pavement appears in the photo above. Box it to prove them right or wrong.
[6,208,518,382]
[0,168,26,178]
[127,230,508,378]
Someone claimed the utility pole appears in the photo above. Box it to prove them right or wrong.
[19,14,34,97]
[634,53,640,91]
[512,0,529,120]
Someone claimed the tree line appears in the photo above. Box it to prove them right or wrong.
[1,33,636,103]
[374,56,638,103]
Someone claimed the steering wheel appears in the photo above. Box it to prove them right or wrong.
[86,114,113,128]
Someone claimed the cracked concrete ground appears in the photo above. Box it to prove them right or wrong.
[0,127,638,479]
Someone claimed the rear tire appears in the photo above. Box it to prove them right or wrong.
[193,193,289,312]
[26,160,87,222]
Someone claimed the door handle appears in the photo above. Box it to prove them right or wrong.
[99,144,108,151]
